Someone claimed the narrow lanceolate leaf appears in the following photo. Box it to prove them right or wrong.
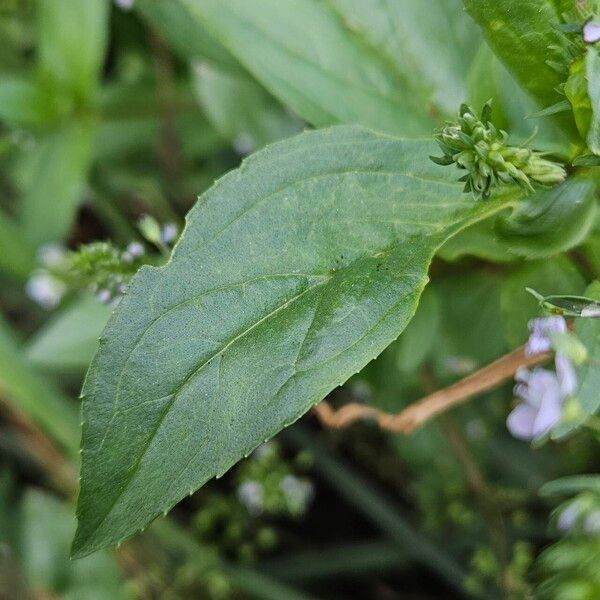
[73,126,516,557]
[463,0,579,139]
[178,0,435,136]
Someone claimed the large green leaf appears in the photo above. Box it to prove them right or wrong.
[178,0,435,136]
[73,126,516,557]
[462,0,578,140]
[586,47,600,155]
[328,0,481,115]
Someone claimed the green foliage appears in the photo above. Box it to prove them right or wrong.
[462,0,579,139]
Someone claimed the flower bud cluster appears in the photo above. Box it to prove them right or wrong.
[432,103,566,200]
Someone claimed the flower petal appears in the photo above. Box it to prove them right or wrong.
[507,404,537,441]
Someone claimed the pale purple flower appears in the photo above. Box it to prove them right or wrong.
[507,368,564,441]
[555,353,577,397]
[557,500,582,532]
[160,223,178,245]
[584,19,600,44]
[525,316,567,357]
[122,241,144,263]
[97,289,112,304]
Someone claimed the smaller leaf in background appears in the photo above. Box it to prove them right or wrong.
[36,0,109,106]
[467,43,569,153]
[0,209,36,280]
[554,282,600,438]
[20,120,94,246]
[135,0,245,76]
[541,474,600,497]
[182,0,435,136]
[0,76,47,127]
[0,315,80,456]
[433,272,507,375]
[438,212,517,263]
[21,490,124,599]
[192,62,302,152]
[26,295,112,373]
[495,176,598,259]
[500,257,586,348]
[463,0,579,140]
[585,46,600,155]
[394,285,441,377]
[328,0,481,115]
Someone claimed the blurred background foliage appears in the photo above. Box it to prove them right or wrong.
[0,1,599,599]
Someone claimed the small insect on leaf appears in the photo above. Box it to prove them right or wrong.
[526,288,600,318]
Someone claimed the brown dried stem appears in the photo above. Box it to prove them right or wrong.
[313,345,549,434]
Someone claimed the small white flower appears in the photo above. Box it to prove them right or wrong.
[280,475,314,513]
[25,272,66,309]
[233,133,255,156]
[37,243,66,268]
[114,0,135,10]
[237,481,264,515]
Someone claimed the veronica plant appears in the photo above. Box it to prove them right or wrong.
[70,0,600,559]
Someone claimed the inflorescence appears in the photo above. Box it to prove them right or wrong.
[431,103,566,200]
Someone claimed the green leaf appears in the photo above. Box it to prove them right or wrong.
[193,62,302,150]
[20,120,94,246]
[0,76,47,126]
[0,314,80,456]
[466,43,569,153]
[0,209,36,280]
[135,0,245,76]
[26,295,112,373]
[541,474,600,497]
[462,0,579,139]
[554,282,600,438]
[73,126,515,557]
[586,47,600,155]
[438,212,517,263]
[178,0,435,136]
[21,490,124,599]
[500,257,585,348]
[327,0,481,115]
[36,0,109,105]
[495,176,598,258]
